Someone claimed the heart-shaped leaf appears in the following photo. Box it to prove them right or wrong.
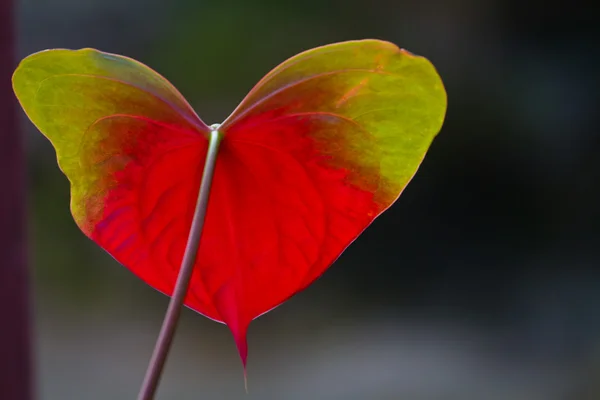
[13,40,447,367]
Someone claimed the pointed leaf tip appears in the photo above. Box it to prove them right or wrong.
[213,281,250,368]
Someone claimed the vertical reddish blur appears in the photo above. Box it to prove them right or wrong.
[0,0,33,398]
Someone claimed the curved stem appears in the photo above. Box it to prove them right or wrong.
[137,127,222,400]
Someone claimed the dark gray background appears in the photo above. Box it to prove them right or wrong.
[13,0,600,398]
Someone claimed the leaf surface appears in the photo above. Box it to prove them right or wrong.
[13,40,447,367]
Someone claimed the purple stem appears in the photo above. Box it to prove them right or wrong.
[137,127,222,400]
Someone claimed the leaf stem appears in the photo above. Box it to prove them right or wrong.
[137,127,223,400]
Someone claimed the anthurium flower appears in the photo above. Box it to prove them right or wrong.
[12,39,447,369]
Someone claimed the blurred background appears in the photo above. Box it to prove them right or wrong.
[5,0,600,398]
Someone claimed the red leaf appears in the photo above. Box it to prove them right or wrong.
[13,40,447,368]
